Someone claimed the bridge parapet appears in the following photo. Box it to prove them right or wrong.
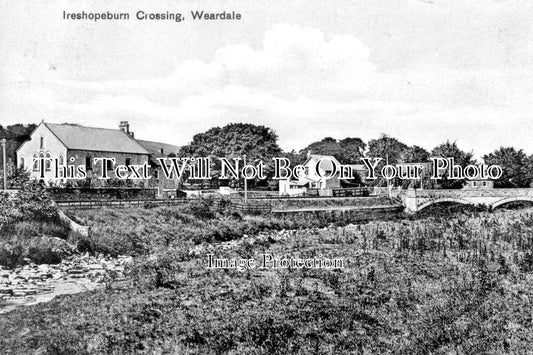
[400,188,533,213]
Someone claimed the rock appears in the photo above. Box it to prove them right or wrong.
[0,288,13,295]
[69,274,86,279]
[12,290,29,297]
[87,264,104,270]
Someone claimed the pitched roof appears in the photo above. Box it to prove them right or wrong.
[136,139,180,157]
[44,123,149,154]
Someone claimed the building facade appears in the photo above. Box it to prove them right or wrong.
[17,121,180,189]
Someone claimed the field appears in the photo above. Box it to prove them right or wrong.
[1,199,533,354]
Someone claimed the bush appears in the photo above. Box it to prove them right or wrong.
[128,245,194,289]
[0,231,74,268]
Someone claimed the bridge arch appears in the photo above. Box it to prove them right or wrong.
[491,196,533,210]
[416,198,473,212]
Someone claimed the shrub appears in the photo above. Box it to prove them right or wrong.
[128,245,194,289]
[187,197,216,220]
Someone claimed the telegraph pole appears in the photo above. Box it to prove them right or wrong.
[243,154,248,203]
[1,139,6,190]
[386,153,391,200]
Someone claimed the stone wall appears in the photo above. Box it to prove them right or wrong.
[67,149,149,183]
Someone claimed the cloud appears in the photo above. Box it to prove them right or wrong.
[2,23,533,156]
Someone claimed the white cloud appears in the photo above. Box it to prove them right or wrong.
[2,23,533,156]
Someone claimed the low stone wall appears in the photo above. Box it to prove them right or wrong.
[48,187,156,200]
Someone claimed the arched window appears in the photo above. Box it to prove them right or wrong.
[32,153,39,171]
[20,157,25,169]
[59,154,64,166]
[40,136,44,149]
[38,152,45,172]
[45,153,51,171]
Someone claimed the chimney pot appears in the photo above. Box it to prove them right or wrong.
[119,121,130,134]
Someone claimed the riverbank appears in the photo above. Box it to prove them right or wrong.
[2,207,533,353]
[0,254,131,314]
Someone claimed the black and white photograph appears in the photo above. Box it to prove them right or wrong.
[1,0,533,353]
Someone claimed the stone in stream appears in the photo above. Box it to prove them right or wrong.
[0,288,13,295]
[87,264,104,270]
[69,268,87,275]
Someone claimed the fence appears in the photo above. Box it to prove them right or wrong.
[56,197,272,214]
[56,198,189,209]
[228,202,272,213]
[239,187,370,200]
[48,187,157,200]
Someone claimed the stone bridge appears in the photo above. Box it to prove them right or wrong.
[400,188,533,213]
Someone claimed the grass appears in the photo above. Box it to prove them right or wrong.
[1,201,533,353]
[62,197,408,257]
[0,220,73,268]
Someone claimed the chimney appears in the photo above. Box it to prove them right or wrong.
[307,150,312,159]
[119,121,134,137]
[119,121,129,134]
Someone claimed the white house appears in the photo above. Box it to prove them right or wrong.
[278,154,344,196]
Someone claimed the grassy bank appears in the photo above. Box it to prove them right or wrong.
[0,185,75,268]
[1,203,533,353]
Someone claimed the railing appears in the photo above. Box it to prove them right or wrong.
[248,187,370,199]
[56,198,189,209]
[402,188,533,199]
[56,197,272,214]
[229,202,272,213]
[332,187,370,197]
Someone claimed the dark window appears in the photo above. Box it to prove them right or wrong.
[45,153,51,171]
[106,159,113,170]
[32,154,38,171]
[86,156,92,170]
[125,158,131,167]
[153,170,159,179]
[40,137,44,149]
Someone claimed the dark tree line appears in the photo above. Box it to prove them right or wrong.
[0,124,36,167]
[5,122,533,188]
[179,124,533,188]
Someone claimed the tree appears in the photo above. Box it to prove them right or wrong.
[180,123,282,162]
[299,137,366,164]
[401,145,430,163]
[431,140,475,188]
[367,134,408,164]
[339,137,366,163]
[179,123,283,186]
[0,124,36,167]
[431,140,475,166]
[483,147,532,188]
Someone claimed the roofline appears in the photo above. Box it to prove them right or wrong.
[43,122,70,150]
[45,122,128,132]
[136,138,181,150]
[45,122,150,154]
[15,121,44,152]
[66,148,151,155]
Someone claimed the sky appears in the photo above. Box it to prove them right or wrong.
[1,0,533,158]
